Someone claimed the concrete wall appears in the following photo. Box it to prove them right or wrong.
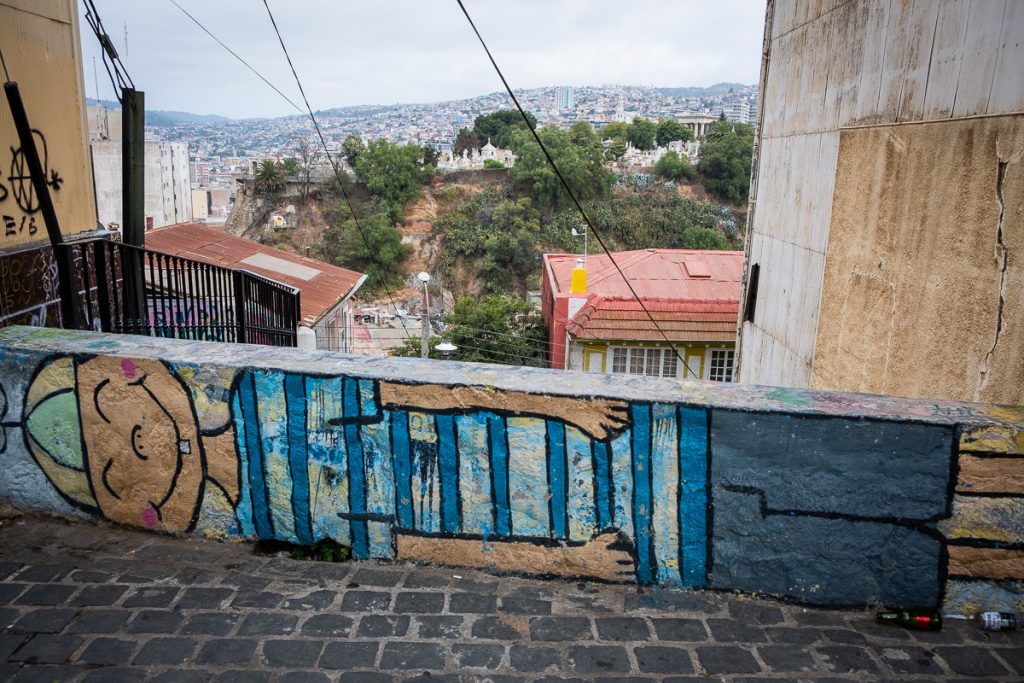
[1,326,1021,612]
[738,0,1024,404]
[91,141,193,230]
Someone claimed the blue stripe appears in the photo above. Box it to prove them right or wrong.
[284,374,313,545]
[436,414,460,533]
[631,403,654,583]
[546,421,567,539]
[238,373,273,538]
[593,440,612,530]
[390,411,414,529]
[343,378,368,558]
[487,414,511,536]
[678,406,709,587]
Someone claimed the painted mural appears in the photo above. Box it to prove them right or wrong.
[0,327,1021,613]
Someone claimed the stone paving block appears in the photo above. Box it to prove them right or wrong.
[195,638,257,665]
[757,644,817,672]
[416,615,463,639]
[119,564,180,583]
[181,612,240,636]
[149,670,213,683]
[509,644,562,672]
[231,591,283,609]
[729,600,785,625]
[337,673,392,683]
[568,644,630,673]
[793,610,845,626]
[765,626,823,644]
[8,634,84,664]
[651,618,708,642]
[816,645,880,674]
[13,564,72,583]
[530,616,592,641]
[634,645,695,674]
[67,609,131,634]
[0,583,27,604]
[875,644,944,675]
[378,641,446,670]
[696,646,762,674]
[175,567,223,585]
[301,564,351,582]
[301,613,354,637]
[237,612,297,636]
[708,617,769,643]
[70,584,128,606]
[357,615,410,637]
[349,568,402,587]
[935,645,1009,677]
[0,562,22,580]
[822,628,867,644]
[452,643,505,668]
[449,592,497,613]
[0,607,17,627]
[213,671,271,683]
[0,634,27,659]
[909,628,964,645]
[595,617,651,641]
[499,597,551,615]
[9,664,89,682]
[76,636,137,664]
[281,590,336,611]
[277,672,331,683]
[454,578,499,593]
[126,609,185,633]
[122,586,180,608]
[394,591,445,614]
[133,637,198,665]
[13,584,75,606]
[81,666,148,682]
[403,675,459,683]
[625,589,718,613]
[220,574,273,591]
[471,616,525,640]
[402,570,450,589]
[262,639,324,668]
[175,587,235,609]
[320,641,380,669]
[996,646,1024,675]
[342,590,391,612]
[9,608,77,634]
[68,570,109,583]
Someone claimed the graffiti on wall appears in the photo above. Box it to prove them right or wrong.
[1,345,1022,610]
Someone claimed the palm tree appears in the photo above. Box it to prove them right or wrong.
[254,159,284,193]
[281,157,300,178]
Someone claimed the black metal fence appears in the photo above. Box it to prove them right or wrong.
[55,238,300,347]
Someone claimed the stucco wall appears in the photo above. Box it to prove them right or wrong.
[0,327,1021,612]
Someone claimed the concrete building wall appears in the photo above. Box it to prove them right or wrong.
[91,140,193,231]
[738,0,1024,404]
[1,326,1021,612]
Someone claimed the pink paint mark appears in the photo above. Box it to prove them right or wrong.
[141,507,158,528]
[121,358,138,379]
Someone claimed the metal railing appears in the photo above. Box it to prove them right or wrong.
[55,238,300,347]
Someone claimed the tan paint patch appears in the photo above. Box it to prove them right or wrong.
[960,424,1024,455]
[956,455,1024,495]
[396,532,635,582]
[379,382,629,441]
[947,546,1024,580]
[938,495,1024,544]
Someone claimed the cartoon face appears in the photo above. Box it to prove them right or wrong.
[76,357,205,531]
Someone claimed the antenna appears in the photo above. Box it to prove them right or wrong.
[123,20,128,65]
[92,56,100,101]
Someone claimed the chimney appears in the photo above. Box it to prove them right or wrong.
[568,258,588,319]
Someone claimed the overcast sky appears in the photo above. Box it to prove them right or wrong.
[79,0,766,119]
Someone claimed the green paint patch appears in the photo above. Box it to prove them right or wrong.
[765,388,812,406]
[25,389,83,470]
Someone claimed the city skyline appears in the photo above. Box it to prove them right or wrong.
[79,0,766,119]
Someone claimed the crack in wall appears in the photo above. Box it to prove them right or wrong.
[976,159,1009,402]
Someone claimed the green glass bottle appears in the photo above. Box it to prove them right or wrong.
[876,609,943,630]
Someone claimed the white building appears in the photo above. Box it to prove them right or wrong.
[90,140,193,232]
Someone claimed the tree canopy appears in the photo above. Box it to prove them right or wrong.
[507,125,612,211]
[655,119,694,146]
[318,209,410,293]
[473,109,537,149]
[627,117,657,151]
[654,151,696,182]
[341,134,365,169]
[353,139,437,221]
[253,159,284,193]
[453,127,479,156]
[697,121,755,204]
[600,121,628,142]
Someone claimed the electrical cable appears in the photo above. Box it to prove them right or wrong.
[261,0,413,340]
[82,0,134,104]
[454,0,695,377]
[167,0,305,116]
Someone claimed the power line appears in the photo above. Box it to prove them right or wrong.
[82,0,134,104]
[166,0,304,116]
[454,0,694,378]
[261,0,412,340]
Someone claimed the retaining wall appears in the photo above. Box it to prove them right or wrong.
[0,326,1020,613]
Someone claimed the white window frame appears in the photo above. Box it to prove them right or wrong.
[607,346,680,378]
[709,349,735,382]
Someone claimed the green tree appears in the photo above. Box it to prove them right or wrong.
[508,126,612,210]
[627,117,657,151]
[600,121,628,141]
[680,225,729,250]
[605,139,627,161]
[473,109,538,149]
[341,134,365,168]
[281,157,300,177]
[453,127,479,156]
[483,158,505,169]
[254,159,284,193]
[319,210,410,292]
[568,121,598,147]
[654,151,696,181]
[354,139,436,221]
[697,121,755,203]
[655,119,693,146]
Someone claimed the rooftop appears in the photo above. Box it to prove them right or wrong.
[146,223,365,328]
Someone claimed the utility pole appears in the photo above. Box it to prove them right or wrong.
[417,272,431,358]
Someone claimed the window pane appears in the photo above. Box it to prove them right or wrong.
[645,349,660,376]
[709,349,735,382]
[663,350,678,377]
[612,348,627,374]
[629,349,644,374]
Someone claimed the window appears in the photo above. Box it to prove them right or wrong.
[609,347,679,378]
[709,349,735,382]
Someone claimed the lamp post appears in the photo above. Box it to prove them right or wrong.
[571,225,588,270]
[417,271,431,358]
[434,341,457,358]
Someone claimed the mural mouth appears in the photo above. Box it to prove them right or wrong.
[100,459,120,500]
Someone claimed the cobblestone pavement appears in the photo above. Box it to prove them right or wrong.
[0,510,1021,682]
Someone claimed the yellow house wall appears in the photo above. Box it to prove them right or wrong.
[578,339,735,379]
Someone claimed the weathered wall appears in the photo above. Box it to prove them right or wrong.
[0,0,98,249]
[0,327,1021,612]
[91,141,193,230]
[738,0,1024,403]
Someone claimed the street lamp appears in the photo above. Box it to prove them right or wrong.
[417,272,431,358]
[434,341,457,358]
[571,225,588,270]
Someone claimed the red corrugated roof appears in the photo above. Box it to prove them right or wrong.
[544,249,743,342]
[146,223,365,327]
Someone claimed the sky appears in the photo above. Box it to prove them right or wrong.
[79,0,767,119]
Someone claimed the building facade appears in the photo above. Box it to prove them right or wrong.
[91,140,193,231]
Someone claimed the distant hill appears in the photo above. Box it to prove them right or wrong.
[656,83,752,97]
[85,99,234,126]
